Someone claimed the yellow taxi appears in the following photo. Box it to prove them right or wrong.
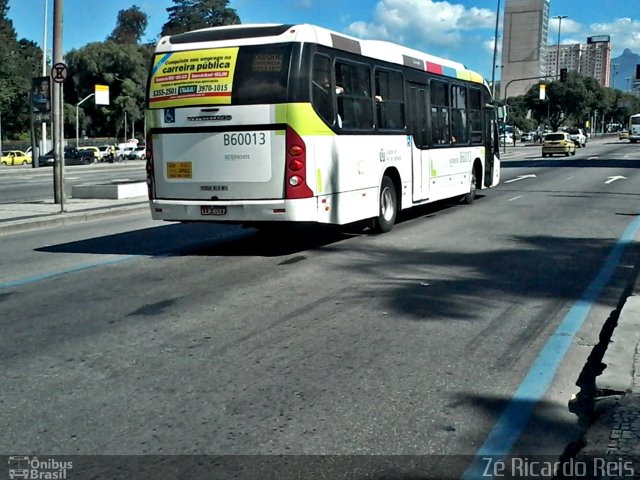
[619,130,629,140]
[1,150,32,166]
[542,132,576,157]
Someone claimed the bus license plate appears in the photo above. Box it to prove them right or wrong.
[201,206,227,216]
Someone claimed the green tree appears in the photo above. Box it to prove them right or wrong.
[518,72,611,131]
[504,95,537,133]
[0,0,42,139]
[64,41,151,139]
[161,0,241,37]
[108,5,148,45]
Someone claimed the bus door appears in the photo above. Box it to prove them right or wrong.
[408,82,430,202]
[483,106,499,187]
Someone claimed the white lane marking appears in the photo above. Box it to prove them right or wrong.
[588,156,599,160]
[504,174,537,184]
[604,176,627,184]
[507,195,523,202]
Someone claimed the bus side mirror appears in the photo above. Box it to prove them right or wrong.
[496,105,508,123]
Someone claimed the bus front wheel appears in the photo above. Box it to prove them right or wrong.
[374,176,397,233]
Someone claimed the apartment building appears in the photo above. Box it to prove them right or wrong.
[544,36,612,87]
[500,0,550,99]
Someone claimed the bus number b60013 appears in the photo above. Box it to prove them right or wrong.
[223,133,266,146]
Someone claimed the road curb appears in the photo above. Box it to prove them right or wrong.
[0,203,149,236]
[598,295,640,394]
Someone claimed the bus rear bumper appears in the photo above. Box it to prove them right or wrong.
[149,198,319,223]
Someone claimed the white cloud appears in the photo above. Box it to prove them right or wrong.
[546,17,640,55]
[548,17,582,37]
[588,17,640,53]
[483,37,502,57]
[345,0,495,49]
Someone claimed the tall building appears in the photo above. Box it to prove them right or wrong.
[544,36,612,87]
[500,0,550,99]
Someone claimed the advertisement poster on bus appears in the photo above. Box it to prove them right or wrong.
[149,48,239,109]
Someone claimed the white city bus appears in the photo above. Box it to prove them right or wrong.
[629,113,640,143]
[145,24,501,233]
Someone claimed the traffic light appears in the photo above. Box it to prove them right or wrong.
[560,68,568,82]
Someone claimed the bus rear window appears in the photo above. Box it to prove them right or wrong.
[232,44,292,105]
[148,44,292,109]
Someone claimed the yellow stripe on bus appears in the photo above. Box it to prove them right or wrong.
[275,103,336,136]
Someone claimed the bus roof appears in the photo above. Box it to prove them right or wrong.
[157,23,488,88]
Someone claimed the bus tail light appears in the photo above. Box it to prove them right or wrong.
[145,132,155,200]
[285,127,313,199]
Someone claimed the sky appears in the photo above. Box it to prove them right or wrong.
[7,0,640,81]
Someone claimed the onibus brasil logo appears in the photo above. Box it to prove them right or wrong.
[8,456,73,479]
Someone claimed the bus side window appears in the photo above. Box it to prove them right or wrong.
[375,69,405,131]
[430,80,450,145]
[311,54,335,126]
[335,60,373,130]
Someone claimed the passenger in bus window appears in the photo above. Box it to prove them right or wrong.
[312,64,336,125]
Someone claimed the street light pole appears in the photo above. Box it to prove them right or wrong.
[41,0,48,162]
[554,15,568,80]
[490,0,501,99]
[75,93,95,147]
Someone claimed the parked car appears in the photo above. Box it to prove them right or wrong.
[78,146,101,162]
[38,147,96,167]
[98,145,117,162]
[520,131,540,143]
[126,145,146,160]
[499,134,515,146]
[542,132,576,157]
[1,150,32,166]
[118,146,135,161]
[566,127,587,148]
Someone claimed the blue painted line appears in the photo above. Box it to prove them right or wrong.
[0,255,139,289]
[462,214,640,480]
[151,53,173,77]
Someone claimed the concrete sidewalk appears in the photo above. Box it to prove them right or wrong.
[575,281,640,476]
[0,197,148,235]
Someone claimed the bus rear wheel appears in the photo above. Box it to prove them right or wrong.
[462,165,478,204]
[373,176,397,233]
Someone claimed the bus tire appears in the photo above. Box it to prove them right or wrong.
[462,163,479,205]
[373,176,397,233]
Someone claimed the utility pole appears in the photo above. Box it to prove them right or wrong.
[490,0,501,99]
[52,0,64,209]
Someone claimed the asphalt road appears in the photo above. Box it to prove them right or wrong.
[0,160,146,203]
[1,138,640,478]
